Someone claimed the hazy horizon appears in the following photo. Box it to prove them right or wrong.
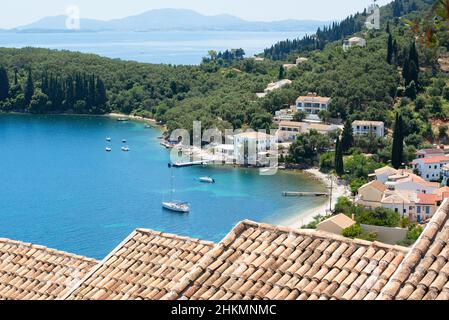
[1,0,392,29]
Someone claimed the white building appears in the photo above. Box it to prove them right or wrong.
[381,191,415,218]
[295,93,331,121]
[412,156,449,182]
[214,144,234,157]
[273,106,296,123]
[233,131,277,166]
[277,121,342,142]
[352,120,385,138]
[369,166,398,184]
[343,37,366,51]
[443,164,449,186]
[385,171,440,194]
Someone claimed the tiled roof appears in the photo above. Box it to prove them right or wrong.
[279,121,303,128]
[375,166,398,175]
[414,156,449,165]
[296,93,331,104]
[417,149,445,155]
[416,194,441,205]
[163,220,409,301]
[379,199,449,300]
[0,238,97,300]
[352,121,384,126]
[360,180,387,193]
[234,131,275,140]
[63,229,214,300]
[317,214,356,230]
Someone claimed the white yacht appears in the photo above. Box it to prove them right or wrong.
[105,147,112,152]
[106,137,111,142]
[199,176,215,183]
[162,201,190,213]
[121,146,130,152]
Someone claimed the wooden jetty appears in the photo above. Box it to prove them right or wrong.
[282,191,329,197]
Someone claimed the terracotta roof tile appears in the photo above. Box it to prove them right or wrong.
[163,221,408,301]
[62,229,214,300]
[379,199,449,300]
[0,238,97,300]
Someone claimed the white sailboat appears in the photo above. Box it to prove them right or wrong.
[162,167,190,213]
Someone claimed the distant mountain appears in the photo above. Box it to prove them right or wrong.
[15,8,330,32]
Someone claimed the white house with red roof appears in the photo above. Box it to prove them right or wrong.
[412,155,449,182]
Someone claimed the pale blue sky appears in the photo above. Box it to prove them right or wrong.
[1,0,392,29]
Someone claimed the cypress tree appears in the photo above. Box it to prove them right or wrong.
[278,65,285,80]
[402,54,410,86]
[340,119,354,154]
[405,80,417,100]
[24,69,34,106]
[0,66,9,101]
[335,137,344,177]
[13,67,18,85]
[391,113,404,169]
[409,42,419,70]
[387,34,394,64]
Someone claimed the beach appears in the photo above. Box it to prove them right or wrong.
[276,168,351,229]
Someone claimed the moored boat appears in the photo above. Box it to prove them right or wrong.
[105,147,112,152]
[162,201,190,213]
[121,146,130,152]
[199,176,215,183]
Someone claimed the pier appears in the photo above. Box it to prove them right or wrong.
[282,191,329,197]
[171,160,210,168]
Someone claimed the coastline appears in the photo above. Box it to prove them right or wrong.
[3,111,348,230]
[276,168,351,229]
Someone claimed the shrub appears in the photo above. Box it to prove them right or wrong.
[342,224,362,238]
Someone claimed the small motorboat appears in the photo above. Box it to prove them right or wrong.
[105,147,112,152]
[162,201,190,213]
[121,146,130,152]
[122,139,127,143]
[199,176,215,184]
[117,118,128,122]
[106,137,112,142]
[144,124,151,129]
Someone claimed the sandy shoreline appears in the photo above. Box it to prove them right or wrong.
[276,168,351,229]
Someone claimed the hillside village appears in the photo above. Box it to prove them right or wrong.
[3,0,449,302]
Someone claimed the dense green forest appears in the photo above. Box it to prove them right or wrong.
[1,0,448,150]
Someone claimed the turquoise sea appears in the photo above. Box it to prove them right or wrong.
[0,114,326,259]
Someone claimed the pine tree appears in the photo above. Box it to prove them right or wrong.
[387,34,394,64]
[391,113,404,169]
[0,66,9,101]
[24,69,34,106]
[340,119,354,154]
[335,137,344,176]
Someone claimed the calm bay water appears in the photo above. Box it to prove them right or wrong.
[0,30,309,64]
[0,114,326,259]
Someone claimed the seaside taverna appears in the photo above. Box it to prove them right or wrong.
[1,199,449,300]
